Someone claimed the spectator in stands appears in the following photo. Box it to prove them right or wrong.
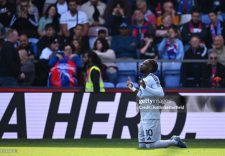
[202,50,225,88]
[181,36,208,87]
[98,29,108,40]
[0,29,25,86]
[212,35,225,66]
[130,10,154,42]
[105,1,130,35]
[181,8,207,45]
[139,32,158,59]
[48,44,82,87]
[69,40,85,86]
[111,22,138,59]
[135,0,156,26]
[68,24,90,52]
[156,1,180,26]
[16,0,40,23]
[37,24,56,53]
[19,34,35,60]
[155,14,176,43]
[37,24,64,55]
[206,9,225,48]
[80,0,106,26]
[158,26,184,60]
[93,38,118,84]
[0,0,16,27]
[56,0,68,16]
[104,0,132,21]
[18,48,35,86]
[71,38,82,55]
[38,4,60,36]
[37,37,59,86]
[83,52,105,92]
[11,0,38,38]
[39,37,59,60]
[60,0,89,37]
[196,0,225,25]
[89,28,110,49]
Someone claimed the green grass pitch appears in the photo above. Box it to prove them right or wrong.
[0,139,225,156]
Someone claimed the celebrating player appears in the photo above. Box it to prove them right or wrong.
[127,59,187,149]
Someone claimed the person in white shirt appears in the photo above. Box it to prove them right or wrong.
[60,0,89,37]
[40,37,59,60]
[127,59,187,149]
[80,0,106,26]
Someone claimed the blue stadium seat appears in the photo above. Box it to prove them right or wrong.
[164,70,181,88]
[116,82,138,88]
[116,62,138,72]
[118,70,136,82]
[116,61,138,82]
[162,62,182,71]
[104,82,115,88]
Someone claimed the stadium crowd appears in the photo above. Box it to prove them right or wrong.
[0,0,225,90]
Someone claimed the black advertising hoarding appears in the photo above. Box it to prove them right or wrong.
[0,92,225,139]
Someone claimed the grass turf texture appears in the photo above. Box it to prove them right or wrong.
[0,139,225,156]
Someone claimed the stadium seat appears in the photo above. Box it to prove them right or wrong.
[116,82,138,88]
[104,82,115,88]
[162,62,181,71]
[164,70,181,88]
[116,61,138,82]
[118,70,136,82]
[116,61,138,72]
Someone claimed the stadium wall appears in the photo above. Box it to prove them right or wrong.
[0,89,225,139]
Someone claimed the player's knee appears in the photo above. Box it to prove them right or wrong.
[138,143,146,148]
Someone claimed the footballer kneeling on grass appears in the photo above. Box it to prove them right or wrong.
[127,59,187,149]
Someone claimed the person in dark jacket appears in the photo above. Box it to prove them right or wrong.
[181,8,207,45]
[17,48,35,86]
[202,50,225,88]
[206,9,225,48]
[0,29,25,86]
[181,35,208,87]
[111,22,138,58]
[10,0,38,38]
